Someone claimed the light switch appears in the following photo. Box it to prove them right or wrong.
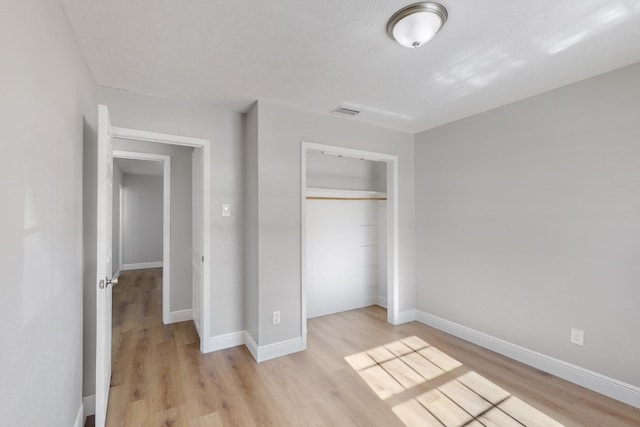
[222,204,231,217]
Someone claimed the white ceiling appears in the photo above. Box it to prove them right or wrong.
[115,158,163,176]
[61,0,640,133]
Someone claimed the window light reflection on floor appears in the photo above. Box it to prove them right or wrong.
[345,336,564,427]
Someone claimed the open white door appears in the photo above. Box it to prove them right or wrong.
[192,148,203,337]
[95,104,116,427]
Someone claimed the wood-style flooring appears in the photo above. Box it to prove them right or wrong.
[86,268,640,426]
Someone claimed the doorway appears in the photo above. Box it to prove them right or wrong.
[301,142,400,348]
[110,126,212,349]
[112,151,171,323]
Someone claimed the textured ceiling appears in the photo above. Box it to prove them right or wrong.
[61,0,640,133]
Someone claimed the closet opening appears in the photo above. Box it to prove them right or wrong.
[301,142,400,348]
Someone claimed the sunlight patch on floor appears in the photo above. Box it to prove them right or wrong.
[346,336,564,427]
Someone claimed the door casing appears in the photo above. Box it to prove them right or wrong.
[110,127,212,351]
[300,141,401,351]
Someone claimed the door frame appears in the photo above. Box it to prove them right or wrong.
[300,141,401,348]
[113,150,172,324]
[111,126,212,351]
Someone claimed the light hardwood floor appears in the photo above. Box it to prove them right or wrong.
[87,268,640,426]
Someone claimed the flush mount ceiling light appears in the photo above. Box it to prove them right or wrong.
[387,2,448,48]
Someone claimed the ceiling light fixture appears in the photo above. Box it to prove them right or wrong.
[387,2,448,48]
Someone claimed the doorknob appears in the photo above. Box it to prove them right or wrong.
[99,277,118,289]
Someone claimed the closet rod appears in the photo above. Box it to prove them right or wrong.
[306,197,387,201]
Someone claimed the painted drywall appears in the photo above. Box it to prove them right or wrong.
[415,61,640,388]
[306,151,387,191]
[306,199,386,317]
[121,173,163,265]
[112,141,190,311]
[0,1,97,425]
[111,165,122,276]
[83,87,244,397]
[252,101,415,347]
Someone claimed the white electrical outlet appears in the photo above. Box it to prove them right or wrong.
[570,328,584,346]
[273,311,281,325]
[222,204,231,217]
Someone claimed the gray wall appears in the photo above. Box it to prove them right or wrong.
[0,1,97,425]
[83,87,244,397]
[111,165,123,276]
[306,151,387,191]
[121,173,163,265]
[251,101,415,346]
[415,62,640,388]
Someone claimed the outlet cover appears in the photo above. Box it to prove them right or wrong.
[570,328,584,346]
[273,311,281,325]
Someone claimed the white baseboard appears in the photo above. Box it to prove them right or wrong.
[202,329,304,363]
[120,261,163,271]
[203,331,246,353]
[307,295,378,319]
[244,331,259,360]
[376,296,388,309]
[166,309,193,324]
[83,394,95,418]
[74,401,84,427]
[256,336,305,362]
[392,309,416,325]
[414,310,640,409]
[113,269,121,279]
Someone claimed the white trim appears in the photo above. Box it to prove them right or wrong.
[167,309,193,324]
[256,337,305,363]
[387,153,400,325]
[198,330,304,363]
[118,183,123,272]
[244,332,259,360]
[307,296,379,319]
[414,310,640,409]
[83,395,95,417]
[301,141,400,334]
[120,261,164,271]
[200,144,212,354]
[376,296,388,308]
[111,127,212,350]
[203,331,246,353]
[73,402,83,427]
[393,309,416,325]
[301,145,308,350]
[112,127,209,147]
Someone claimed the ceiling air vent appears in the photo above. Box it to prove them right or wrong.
[331,106,360,117]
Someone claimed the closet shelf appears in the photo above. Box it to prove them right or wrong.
[306,187,387,200]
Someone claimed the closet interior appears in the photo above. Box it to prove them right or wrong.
[305,150,388,318]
